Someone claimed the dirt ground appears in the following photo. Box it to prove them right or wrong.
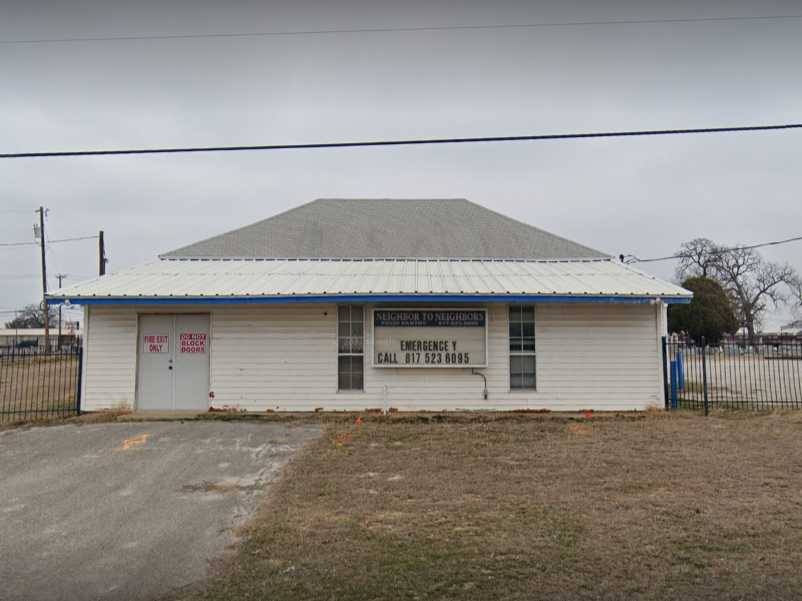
[0,355,78,422]
[169,411,802,601]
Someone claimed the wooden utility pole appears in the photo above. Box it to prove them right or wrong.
[36,206,49,351]
[56,274,66,349]
[99,230,107,275]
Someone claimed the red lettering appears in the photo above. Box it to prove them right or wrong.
[179,332,206,353]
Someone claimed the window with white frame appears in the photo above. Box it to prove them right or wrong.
[509,305,536,389]
[338,305,364,391]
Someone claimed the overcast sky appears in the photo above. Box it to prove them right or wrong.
[2,1,801,328]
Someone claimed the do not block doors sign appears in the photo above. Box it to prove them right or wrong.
[179,332,207,354]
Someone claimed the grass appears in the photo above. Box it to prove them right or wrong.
[0,354,79,423]
[168,411,802,601]
[0,408,129,431]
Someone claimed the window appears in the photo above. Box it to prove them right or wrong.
[338,305,364,391]
[509,306,536,390]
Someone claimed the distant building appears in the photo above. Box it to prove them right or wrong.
[0,325,81,353]
[780,320,802,336]
[50,198,691,412]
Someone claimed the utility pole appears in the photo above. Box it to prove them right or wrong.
[98,230,107,276]
[36,207,49,351]
[56,274,66,349]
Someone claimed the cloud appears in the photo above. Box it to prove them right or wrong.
[2,0,801,328]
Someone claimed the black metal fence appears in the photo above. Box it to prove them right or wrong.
[0,347,82,423]
[663,338,802,413]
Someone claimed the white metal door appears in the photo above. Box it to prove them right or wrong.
[137,315,175,410]
[173,314,210,410]
[136,314,210,410]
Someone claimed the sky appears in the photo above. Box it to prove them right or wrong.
[1,0,801,329]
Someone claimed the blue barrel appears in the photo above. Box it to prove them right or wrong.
[670,360,679,409]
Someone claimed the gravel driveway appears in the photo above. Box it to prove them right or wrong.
[0,420,320,601]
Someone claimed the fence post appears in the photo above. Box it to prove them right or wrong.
[701,337,709,416]
[661,336,669,410]
[75,345,83,415]
[670,360,679,409]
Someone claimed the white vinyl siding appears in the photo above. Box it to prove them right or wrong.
[82,302,662,412]
[82,305,138,410]
[534,304,661,407]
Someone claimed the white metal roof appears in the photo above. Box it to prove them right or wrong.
[49,258,691,302]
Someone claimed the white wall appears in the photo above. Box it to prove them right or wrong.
[82,305,137,410]
[83,302,663,412]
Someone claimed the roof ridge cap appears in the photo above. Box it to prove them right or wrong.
[158,256,614,263]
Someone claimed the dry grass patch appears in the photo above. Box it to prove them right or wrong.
[0,354,79,422]
[173,412,802,601]
[0,407,130,431]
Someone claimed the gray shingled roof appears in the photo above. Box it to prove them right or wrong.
[162,198,607,259]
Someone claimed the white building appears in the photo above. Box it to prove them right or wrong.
[50,199,690,412]
[0,325,81,353]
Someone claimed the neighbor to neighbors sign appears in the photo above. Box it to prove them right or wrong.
[143,334,169,353]
[373,309,487,368]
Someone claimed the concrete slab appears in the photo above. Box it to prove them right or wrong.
[0,421,320,601]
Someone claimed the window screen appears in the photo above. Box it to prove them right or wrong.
[338,306,364,391]
[509,306,536,390]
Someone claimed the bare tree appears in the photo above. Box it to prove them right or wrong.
[4,303,57,329]
[712,247,797,342]
[791,275,802,318]
[675,238,720,280]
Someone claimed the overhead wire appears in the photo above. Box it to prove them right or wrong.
[625,234,802,263]
[0,235,98,248]
[3,13,802,45]
[3,123,801,159]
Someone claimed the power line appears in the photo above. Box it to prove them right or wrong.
[0,241,37,247]
[627,234,802,264]
[0,273,95,279]
[3,13,801,45]
[0,235,99,248]
[48,235,99,243]
[3,123,801,160]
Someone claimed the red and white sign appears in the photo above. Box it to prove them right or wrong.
[143,334,169,353]
[179,332,207,354]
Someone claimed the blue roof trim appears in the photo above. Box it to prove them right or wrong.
[51,294,691,306]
